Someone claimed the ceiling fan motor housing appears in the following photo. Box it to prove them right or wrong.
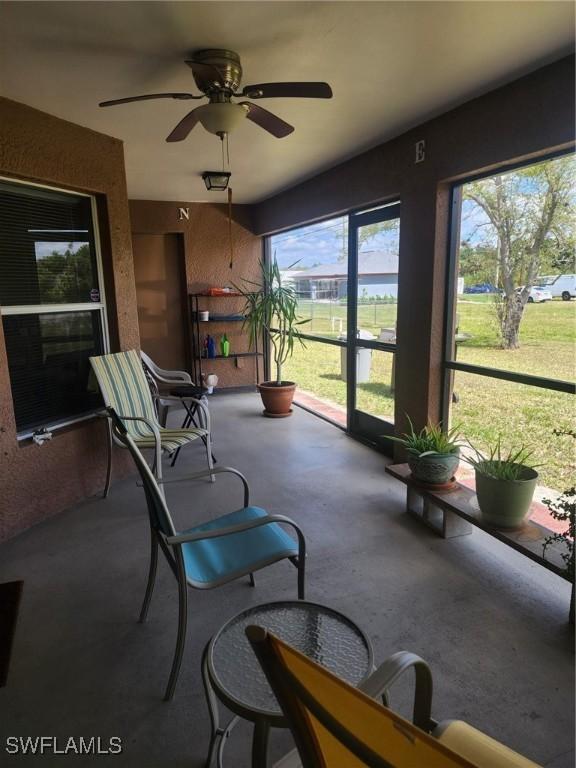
[189,49,243,94]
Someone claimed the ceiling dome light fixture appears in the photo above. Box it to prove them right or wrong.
[195,102,248,137]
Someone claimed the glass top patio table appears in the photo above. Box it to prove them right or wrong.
[206,600,373,719]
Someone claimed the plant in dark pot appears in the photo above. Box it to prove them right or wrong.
[390,418,461,487]
[466,439,540,529]
[236,257,308,417]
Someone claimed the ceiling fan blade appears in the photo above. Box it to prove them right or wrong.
[166,108,201,142]
[240,82,332,99]
[240,102,294,138]
[100,93,202,108]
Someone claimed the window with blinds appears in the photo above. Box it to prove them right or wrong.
[0,178,108,435]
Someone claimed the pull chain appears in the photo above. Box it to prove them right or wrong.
[220,132,233,269]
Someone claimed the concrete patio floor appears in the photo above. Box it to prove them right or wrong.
[0,392,573,767]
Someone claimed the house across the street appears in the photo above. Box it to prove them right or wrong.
[288,250,399,300]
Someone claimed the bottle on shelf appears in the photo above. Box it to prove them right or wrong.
[220,334,230,357]
[207,335,216,359]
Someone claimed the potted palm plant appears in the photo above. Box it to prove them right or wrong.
[466,439,539,529]
[236,257,308,417]
[389,418,461,487]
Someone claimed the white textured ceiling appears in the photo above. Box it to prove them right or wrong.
[0,1,573,203]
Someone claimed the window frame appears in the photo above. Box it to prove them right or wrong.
[0,175,110,439]
[441,149,576,427]
[265,198,402,435]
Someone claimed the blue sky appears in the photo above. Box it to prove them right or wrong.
[271,216,402,270]
[271,208,485,271]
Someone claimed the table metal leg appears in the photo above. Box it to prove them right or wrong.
[180,402,197,430]
[252,719,270,768]
[172,400,216,467]
[202,643,242,768]
[217,717,239,768]
[202,644,223,767]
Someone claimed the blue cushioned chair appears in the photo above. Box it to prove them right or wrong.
[106,408,306,701]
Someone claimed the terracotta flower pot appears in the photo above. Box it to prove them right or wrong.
[258,381,296,418]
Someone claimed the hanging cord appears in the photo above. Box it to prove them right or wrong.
[228,186,234,270]
[223,132,234,270]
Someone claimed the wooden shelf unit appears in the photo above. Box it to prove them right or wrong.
[189,293,263,386]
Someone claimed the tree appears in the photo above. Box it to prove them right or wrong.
[337,219,399,261]
[464,155,575,349]
[459,241,497,285]
[37,243,93,303]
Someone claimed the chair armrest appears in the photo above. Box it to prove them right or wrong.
[155,466,250,506]
[358,651,434,732]
[152,394,206,405]
[166,514,305,558]
[153,369,193,385]
[108,413,160,440]
[105,413,163,472]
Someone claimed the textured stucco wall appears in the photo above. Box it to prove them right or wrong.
[0,97,139,541]
[253,56,576,438]
[129,200,263,388]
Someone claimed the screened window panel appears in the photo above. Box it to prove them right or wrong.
[0,180,100,306]
[3,311,104,432]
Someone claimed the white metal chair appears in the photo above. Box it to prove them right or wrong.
[140,351,206,428]
[140,351,215,467]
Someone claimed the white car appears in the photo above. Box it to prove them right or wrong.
[537,274,576,301]
[516,286,553,303]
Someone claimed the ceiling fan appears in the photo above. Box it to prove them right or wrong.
[99,49,333,141]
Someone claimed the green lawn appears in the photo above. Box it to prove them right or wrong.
[284,298,575,492]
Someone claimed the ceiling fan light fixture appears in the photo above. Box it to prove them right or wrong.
[196,102,248,136]
[202,170,231,191]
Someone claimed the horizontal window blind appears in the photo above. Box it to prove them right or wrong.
[0,178,108,434]
[0,180,100,307]
[3,312,104,431]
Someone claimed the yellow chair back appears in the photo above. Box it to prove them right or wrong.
[247,626,478,768]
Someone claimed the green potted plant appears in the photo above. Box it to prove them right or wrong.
[389,418,461,486]
[465,439,539,529]
[236,257,308,417]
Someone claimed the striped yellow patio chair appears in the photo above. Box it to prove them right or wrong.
[247,627,542,768]
[90,349,213,494]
